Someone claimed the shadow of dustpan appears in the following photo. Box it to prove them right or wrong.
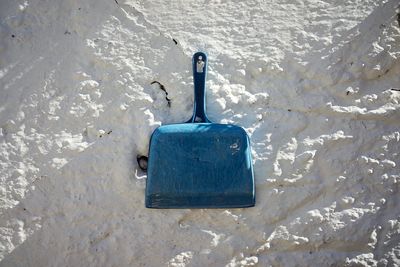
[145,52,255,208]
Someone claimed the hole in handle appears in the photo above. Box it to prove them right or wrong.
[196,56,205,73]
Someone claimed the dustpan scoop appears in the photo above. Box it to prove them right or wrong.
[145,52,255,209]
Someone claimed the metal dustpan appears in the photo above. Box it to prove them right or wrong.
[145,52,255,208]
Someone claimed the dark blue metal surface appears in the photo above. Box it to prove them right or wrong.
[145,52,255,208]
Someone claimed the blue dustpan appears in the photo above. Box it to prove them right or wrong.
[145,52,255,208]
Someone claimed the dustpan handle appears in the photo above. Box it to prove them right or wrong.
[188,52,211,123]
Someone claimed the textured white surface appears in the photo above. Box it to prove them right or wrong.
[0,0,400,266]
